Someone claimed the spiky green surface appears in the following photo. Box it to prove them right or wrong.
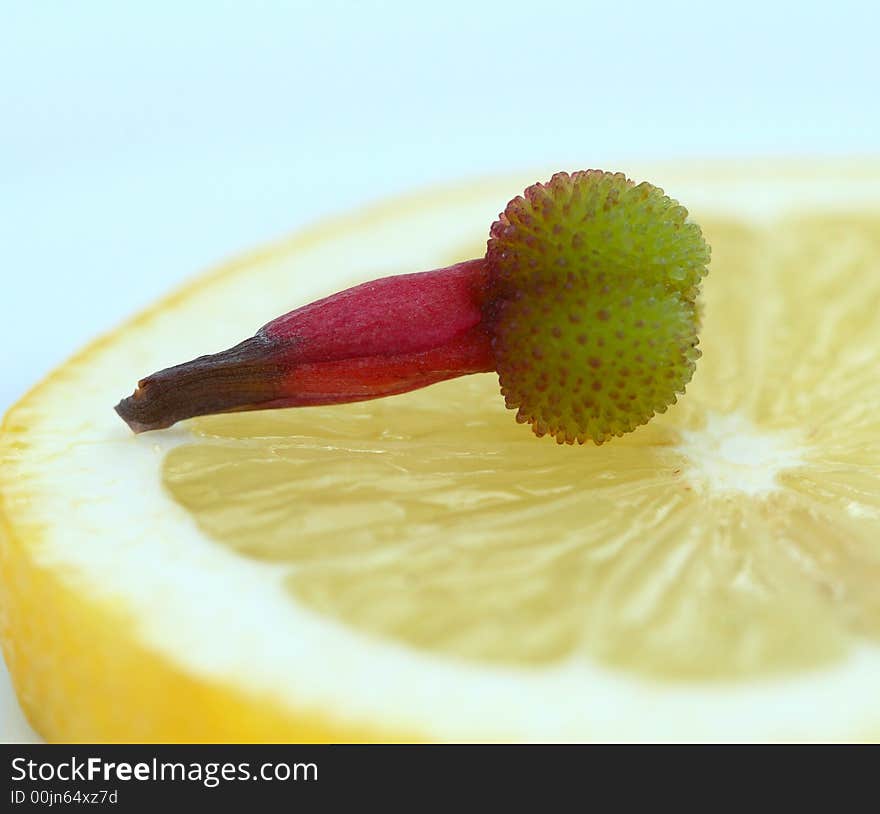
[490,276,701,444]
[487,170,710,301]
[485,170,709,444]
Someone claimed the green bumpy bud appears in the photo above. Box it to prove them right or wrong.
[490,276,701,444]
[485,170,710,445]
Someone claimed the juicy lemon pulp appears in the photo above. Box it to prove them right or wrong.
[163,215,880,681]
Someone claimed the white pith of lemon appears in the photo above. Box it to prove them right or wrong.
[1,160,879,742]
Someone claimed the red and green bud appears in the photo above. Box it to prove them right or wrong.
[116,170,710,444]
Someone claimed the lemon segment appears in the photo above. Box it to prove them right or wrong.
[2,161,879,741]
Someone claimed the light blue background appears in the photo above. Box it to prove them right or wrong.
[2,0,878,741]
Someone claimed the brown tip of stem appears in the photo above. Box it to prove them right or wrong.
[114,335,288,433]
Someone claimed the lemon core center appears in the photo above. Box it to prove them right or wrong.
[677,412,806,496]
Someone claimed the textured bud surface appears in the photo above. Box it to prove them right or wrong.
[491,276,700,444]
[487,170,710,300]
[485,171,709,444]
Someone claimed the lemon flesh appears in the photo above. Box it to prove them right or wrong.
[2,161,880,742]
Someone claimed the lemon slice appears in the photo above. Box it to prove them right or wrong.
[2,161,879,742]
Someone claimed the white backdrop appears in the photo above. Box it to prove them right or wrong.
[1,0,878,742]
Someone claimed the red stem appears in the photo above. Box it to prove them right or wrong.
[115,259,495,432]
